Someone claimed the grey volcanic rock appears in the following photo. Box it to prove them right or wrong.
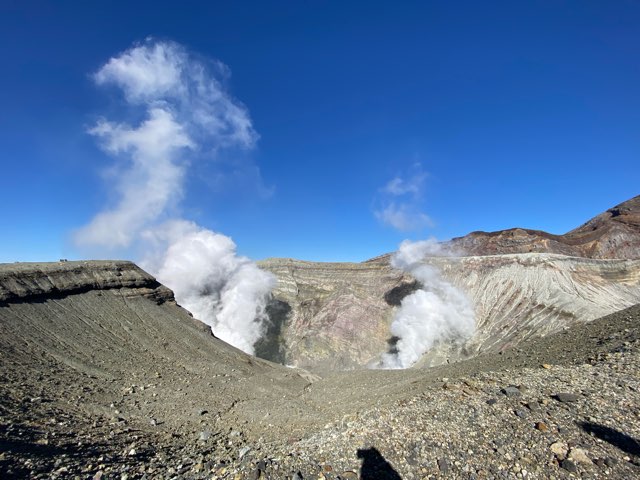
[0,261,314,435]
[260,254,640,370]
[2,261,640,479]
[257,196,640,371]
[256,258,409,370]
[0,260,172,303]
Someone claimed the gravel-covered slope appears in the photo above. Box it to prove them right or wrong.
[1,262,640,479]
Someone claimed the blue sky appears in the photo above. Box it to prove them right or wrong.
[1,1,639,263]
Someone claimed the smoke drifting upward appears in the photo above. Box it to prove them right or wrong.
[141,221,276,354]
[380,239,475,369]
[73,39,274,355]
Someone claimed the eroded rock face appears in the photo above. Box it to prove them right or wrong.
[256,259,410,370]
[257,196,640,371]
[418,254,640,366]
[447,195,640,259]
[259,254,640,371]
[0,260,173,304]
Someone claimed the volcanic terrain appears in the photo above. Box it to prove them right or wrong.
[2,196,640,479]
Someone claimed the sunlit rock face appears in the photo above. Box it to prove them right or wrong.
[447,195,640,259]
[257,196,640,371]
[259,254,640,371]
[415,253,640,367]
[256,259,410,371]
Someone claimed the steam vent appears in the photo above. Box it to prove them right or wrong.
[2,196,640,478]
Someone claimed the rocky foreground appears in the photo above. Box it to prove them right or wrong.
[1,261,640,479]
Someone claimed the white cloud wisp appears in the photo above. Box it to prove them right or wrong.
[73,39,274,355]
[374,164,432,232]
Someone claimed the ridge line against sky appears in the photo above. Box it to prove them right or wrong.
[1,1,639,263]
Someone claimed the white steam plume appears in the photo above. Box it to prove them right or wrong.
[141,221,276,354]
[73,39,274,355]
[380,239,475,369]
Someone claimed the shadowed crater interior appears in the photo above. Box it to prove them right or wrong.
[254,298,291,364]
[384,281,420,306]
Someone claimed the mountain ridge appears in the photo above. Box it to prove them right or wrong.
[365,194,640,264]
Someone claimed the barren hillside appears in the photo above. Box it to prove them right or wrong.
[445,195,640,259]
[1,261,639,479]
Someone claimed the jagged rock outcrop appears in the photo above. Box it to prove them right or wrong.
[0,260,174,305]
[365,195,640,265]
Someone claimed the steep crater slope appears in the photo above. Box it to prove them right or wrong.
[0,261,316,440]
[255,259,410,370]
[2,262,640,479]
[257,196,640,371]
[259,254,640,370]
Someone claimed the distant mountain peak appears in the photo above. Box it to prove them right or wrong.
[448,194,640,260]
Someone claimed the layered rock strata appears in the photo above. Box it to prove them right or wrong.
[259,254,640,370]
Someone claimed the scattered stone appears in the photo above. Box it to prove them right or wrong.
[251,467,263,479]
[554,392,580,403]
[550,442,568,459]
[568,447,592,465]
[239,446,251,460]
[438,457,450,473]
[486,398,497,406]
[339,471,358,479]
[560,459,578,473]
[535,421,548,432]
[604,457,618,467]
[542,364,552,369]
[199,430,212,441]
[526,401,540,412]
[502,386,521,397]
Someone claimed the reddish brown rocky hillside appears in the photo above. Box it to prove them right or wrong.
[449,195,640,259]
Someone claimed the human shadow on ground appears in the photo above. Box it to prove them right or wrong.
[578,421,640,456]
[357,447,402,479]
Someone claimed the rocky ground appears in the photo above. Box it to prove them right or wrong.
[2,263,640,480]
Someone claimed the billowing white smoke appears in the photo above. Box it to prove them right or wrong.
[141,221,276,354]
[73,39,274,354]
[380,239,475,369]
